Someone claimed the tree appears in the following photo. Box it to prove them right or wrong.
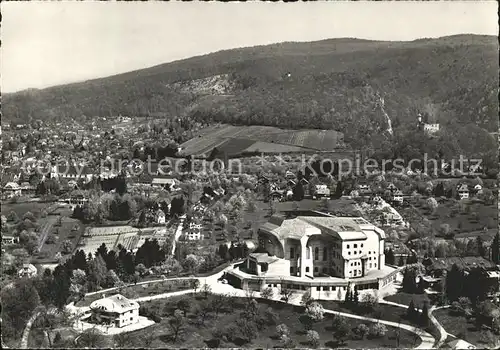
[293,183,305,201]
[88,254,108,290]
[353,323,369,340]
[113,333,135,348]
[305,302,325,323]
[168,309,185,342]
[361,292,379,311]
[419,301,429,326]
[135,263,147,277]
[77,328,108,348]
[201,283,212,299]
[193,300,212,326]
[61,239,73,254]
[210,293,229,315]
[369,323,388,338]
[261,287,274,300]
[331,314,350,345]
[407,300,418,321]
[177,298,191,317]
[235,318,258,344]
[276,323,290,338]
[301,290,312,305]
[191,279,201,293]
[1,279,41,339]
[306,330,320,348]
[426,197,438,214]
[439,223,451,237]
[385,248,395,265]
[280,286,293,303]
[7,210,19,222]
[492,231,500,264]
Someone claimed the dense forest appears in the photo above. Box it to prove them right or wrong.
[3,35,498,156]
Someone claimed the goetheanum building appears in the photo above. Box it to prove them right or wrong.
[227,212,398,300]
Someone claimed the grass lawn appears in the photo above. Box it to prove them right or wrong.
[320,300,412,325]
[1,201,54,219]
[122,295,421,348]
[433,308,484,347]
[412,198,497,236]
[75,279,196,307]
[384,292,430,307]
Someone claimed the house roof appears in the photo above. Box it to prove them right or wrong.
[4,182,20,189]
[90,294,139,313]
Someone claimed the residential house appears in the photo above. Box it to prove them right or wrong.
[89,294,140,328]
[18,264,37,278]
[313,184,330,198]
[155,209,166,224]
[185,222,203,241]
[2,235,18,245]
[285,171,296,180]
[391,190,404,205]
[151,177,178,191]
[457,184,469,200]
[473,184,483,195]
[3,182,21,199]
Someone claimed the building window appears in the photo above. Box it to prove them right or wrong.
[323,247,328,261]
[130,317,133,321]
[354,244,357,248]
[290,247,295,258]
[348,251,351,255]
[290,267,294,274]
[316,286,321,291]
[314,267,318,273]
[346,244,350,248]
[369,263,372,268]
[374,263,377,267]
[314,247,319,260]
[361,244,364,247]
[306,248,310,259]
[353,270,357,276]
[306,267,310,272]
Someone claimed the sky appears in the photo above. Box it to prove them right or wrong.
[1,1,498,93]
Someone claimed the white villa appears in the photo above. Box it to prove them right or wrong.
[89,294,140,328]
[227,212,397,299]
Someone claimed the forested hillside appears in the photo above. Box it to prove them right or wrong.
[3,35,498,157]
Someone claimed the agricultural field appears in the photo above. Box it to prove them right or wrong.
[179,124,345,157]
[34,216,86,264]
[121,295,420,348]
[2,201,55,219]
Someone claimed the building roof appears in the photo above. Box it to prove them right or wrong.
[151,177,176,185]
[249,252,280,264]
[260,215,379,241]
[90,294,139,313]
[445,339,476,349]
